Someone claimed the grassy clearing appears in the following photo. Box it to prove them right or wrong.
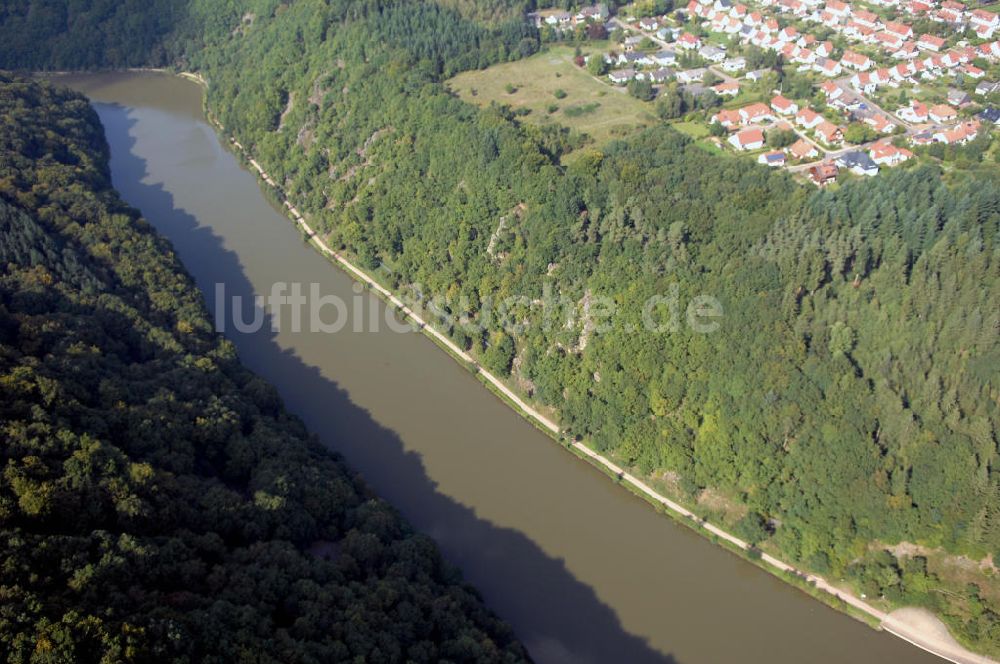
[672,120,710,138]
[448,44,657,151]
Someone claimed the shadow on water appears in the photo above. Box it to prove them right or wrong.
[94,101,678,664]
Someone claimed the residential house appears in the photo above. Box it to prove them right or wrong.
[545,12,573,26]
[917,34,945,52]
[842,50,873,70]
[745,68,770,81]
[771,94,799,114]
[796,107,824,128]
[729,127,766,150]
[809,161,840,185]
[947,89,972,107]
[649,68,675,83]
[978,107,1000,125]
[609,68,636,84]
[884,20,914,40]
[893,42,919,59]
[714,81,741,95]
[654,50,678,66]
[852,8,881,29]
[577,4,610,22]
[711,108,744,127]
[933,120,980,144]
[788,137,820,159]
[976,80,1000,96]
[816,58,843,76]
[623,36,645,51]
[875,31,904,50]
[870,140,914,165]
[739,101,775,123]
[820,80,844,100]
[837,151,880,175]
[864,114,897,133]
[963,64,986,79]
[850,71,878,93]
[929,103,958,123]
[825,0,851,18]
[971,9,1000,38]
[815,120,844,145]
[676,67,709,83]
[639,17,659,31]
[677,32,703,50]
[758,150,788,166]
[897,100,929,122]
[722,56,747,71]
[700,45,728,62]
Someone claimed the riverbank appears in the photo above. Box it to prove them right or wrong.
[182,70,994,664]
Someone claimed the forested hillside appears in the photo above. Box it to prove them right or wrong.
[181,1,1000,652]
[0,73,529,662]
[1,0,999,655]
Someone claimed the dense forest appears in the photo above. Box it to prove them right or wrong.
[0,73,529,662]
[1,0,999,656]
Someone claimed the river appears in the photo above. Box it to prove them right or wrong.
[58,71,941,664]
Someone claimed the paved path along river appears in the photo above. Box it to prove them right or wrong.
[60,71,952,664]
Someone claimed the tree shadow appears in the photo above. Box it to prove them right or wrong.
[92,100,678,664]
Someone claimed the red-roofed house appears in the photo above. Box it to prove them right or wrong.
[851,71,877,93]
[870,141,914,165]
[729,127,766,150]
[788,138,820,159]
[876,31,904,50]
[817,58,843,76]
[713,81,741,96]
[897,100,929,122]
[796,107,824,129]
[972,9,1000,33]
[917,34,945,52]
[929,104,958,123]
[820,80,844,100]
[826,0,851,17]
[963,64,985,79]
[864,114,897,133]
[853,9,880,28]
[809,161,839,185]
[711,109,743,128]
[841,50,873,70]
[885,21,914,39]
[815,121,844,145]
[739,102,775,124]
[771,95,799,115]
[678,32,702,50]
[933,120,981,144]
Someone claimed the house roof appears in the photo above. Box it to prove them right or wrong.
[930,103,957,118]
[838,150,879,170]
[740,101,773,118]
[789,138,818,158]
[816,120,842,139]
[884,20,913,35]
[771,94,796,110]
[842,50,871,66]
[870,141,913,160]
[809,161,839,180]
[734,127,765,145]
[797,107,821,122]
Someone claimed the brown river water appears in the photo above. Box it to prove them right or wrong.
[58,71,940,664]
